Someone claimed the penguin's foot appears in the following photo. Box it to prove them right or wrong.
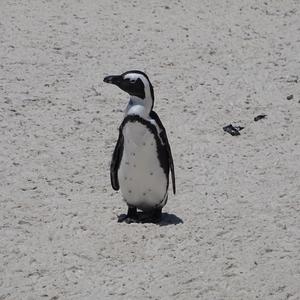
[118,207,138,224]
[150,208,162,223]
[140,208,162,224]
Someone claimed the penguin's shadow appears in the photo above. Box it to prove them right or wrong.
[117,212,183,226]
[159,212,183,226]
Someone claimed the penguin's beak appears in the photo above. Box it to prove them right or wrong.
[103,75,122,86]
[103,74,135,96]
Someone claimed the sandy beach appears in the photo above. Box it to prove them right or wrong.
[1,0,300,299]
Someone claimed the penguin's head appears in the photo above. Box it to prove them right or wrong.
[103,70,154,106]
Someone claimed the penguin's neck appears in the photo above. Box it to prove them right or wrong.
[125,95,153,119]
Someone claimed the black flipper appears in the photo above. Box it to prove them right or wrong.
[150,111,176,194]
[110,129,124,191]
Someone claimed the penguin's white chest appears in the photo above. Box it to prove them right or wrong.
[118,121,167,210]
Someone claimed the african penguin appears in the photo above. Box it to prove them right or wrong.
[103,70,176,223]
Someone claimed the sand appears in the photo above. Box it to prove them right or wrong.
[1,0,300,299]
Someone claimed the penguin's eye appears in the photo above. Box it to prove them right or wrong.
[124,78,136,84]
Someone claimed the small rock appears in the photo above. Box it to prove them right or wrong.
[254,114,267,121]
[223,124,244,136]
[286,95,293,100]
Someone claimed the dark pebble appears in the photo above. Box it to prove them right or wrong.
[286,95,293,100]
[223,124,244,136]
[254,114,267,121]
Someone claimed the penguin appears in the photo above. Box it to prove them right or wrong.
[103,70,176,223]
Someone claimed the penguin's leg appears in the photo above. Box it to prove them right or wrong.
[150,207,162,223]
[147,194,167,223]
[118,206,138,223]
[139,207,162,223]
